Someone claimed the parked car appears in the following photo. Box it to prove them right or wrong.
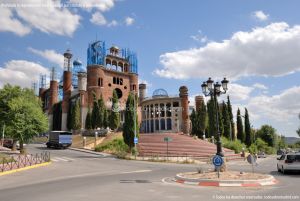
[3,139,13,149]
[277,153,300,174]
[46,131,72,149]
[257,151,266,158]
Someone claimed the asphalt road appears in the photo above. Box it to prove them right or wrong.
[0,144,299,201]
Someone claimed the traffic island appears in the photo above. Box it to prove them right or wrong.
[174,171,278,187]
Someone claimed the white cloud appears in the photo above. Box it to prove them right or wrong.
[0,0,81,36]
[253,83,268,90]
[14,0,81,36]
[253,10,269,21]
[227,83,254,101]
[90,11,107,25]
[0,7,31,36]
[125,17,135,26]
[190,30,208,43]
[0,60,50,88]
[107,20,118,27]
[28,47,64,69]
[155,22,300,80]
[247,86,300,122]
[69,0,115,12]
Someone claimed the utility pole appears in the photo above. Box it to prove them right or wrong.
[1,124,5,147]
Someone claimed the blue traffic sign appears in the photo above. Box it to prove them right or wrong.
[134,137,138,144]
[212,155,223,167]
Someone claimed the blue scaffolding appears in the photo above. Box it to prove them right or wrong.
[87,40,106,65]
[121,48,138,74]
[72,59,85,89]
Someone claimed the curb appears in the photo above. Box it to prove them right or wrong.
[68,148,112,157]
[0,162,52,176]
[174,174,278,187]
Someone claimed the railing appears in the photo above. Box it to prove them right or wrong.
[0,152,50,172]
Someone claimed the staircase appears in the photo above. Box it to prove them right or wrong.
[138,133,241,159]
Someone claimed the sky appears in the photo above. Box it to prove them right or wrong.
[0,0,300,137]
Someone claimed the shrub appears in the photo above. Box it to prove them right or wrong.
[95,138,129,156]
[248,144,258,154]
[222,137,245,154]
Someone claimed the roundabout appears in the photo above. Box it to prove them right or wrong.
[174,171,278,187]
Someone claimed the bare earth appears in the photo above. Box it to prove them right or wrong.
[179,171,270,180]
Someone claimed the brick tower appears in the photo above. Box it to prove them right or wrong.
[179,86,190,134]
[61,49,73,130]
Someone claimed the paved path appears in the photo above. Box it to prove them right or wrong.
[0,144,299,201]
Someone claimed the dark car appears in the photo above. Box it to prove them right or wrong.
[3,139,13,149]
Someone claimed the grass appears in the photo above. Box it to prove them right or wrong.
[0,153,15,163]
[95,138,129,158]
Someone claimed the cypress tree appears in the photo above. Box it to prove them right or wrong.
[85,108,92,130]
[227,96,235,140]
[190,109,197,135]
[222,101,231,139]
[109,90,120,130]
[245,108,251,146]
[198,101,207,138]
[207,98,217,138]
[217,102,224,136]
[123,93,138,150]
[91,94,100,129]
[73,100,81,130]
[67,101,73,130]
[98,96,105,128]
[236,108,245,142]
[103,108,108,128]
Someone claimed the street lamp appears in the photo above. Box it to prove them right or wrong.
[201,77,229,157]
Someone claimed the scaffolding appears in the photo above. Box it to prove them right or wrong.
[72,59,85,89]
[39,74,47,89]
[87,40,106,65]
[121,48,138,74]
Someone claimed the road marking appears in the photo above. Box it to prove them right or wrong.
[60,157,75,161]
[121,169,152,174]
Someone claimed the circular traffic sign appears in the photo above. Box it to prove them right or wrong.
[212,155,223,167]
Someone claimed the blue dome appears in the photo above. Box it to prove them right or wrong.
[152,88,168,98]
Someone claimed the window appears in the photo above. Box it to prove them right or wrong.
[113,77,116,84]
[120,78,123,85]
[166,103,171,117]
[173,102,179,107]
[155,119,159,131]
[167,118,172,130]
[160,119,165,130]
[98,78,103,87]
[160,103,165,117]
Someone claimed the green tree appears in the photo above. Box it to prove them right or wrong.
[91,94,100,129]
[67,101,73,130]
[236,108,245,143]
[221,101,231,139]
[256,125,278,147]
[227,96,235,140]
[207,98,217,138]
[97,96,105,128]
[71,100,81,130]
[103,108,109,128]
[0,85,48,153]
[244,108,251,146]
[123,93,138,150]
[52,102,62,131]
[109,90,120,130]
[85,108,92,130]
[190,109,197,135]
[198,101,207,138]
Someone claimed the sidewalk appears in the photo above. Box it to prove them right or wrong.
[68,147,113,157]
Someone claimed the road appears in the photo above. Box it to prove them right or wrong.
[0,144,299,201]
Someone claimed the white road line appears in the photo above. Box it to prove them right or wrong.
[51,159,59,162]
[60,157,75,161]
[53,157,69,162]
[121,169,152,174]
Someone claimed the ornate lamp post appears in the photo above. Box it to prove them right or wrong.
[201,77,229,157]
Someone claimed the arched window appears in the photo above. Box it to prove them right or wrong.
[160,119,165,130]
[167,118,172,130]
